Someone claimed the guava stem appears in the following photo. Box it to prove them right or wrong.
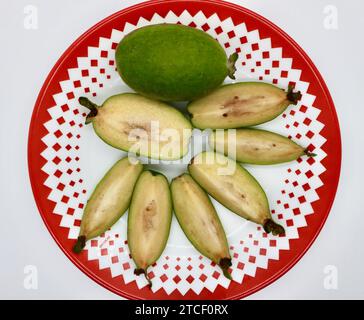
[189,156,196,165]
[134,268,152,288]
[219,258,232,280]
[78,97,99,124]
[286,85,302,105]
[227,52,239,80]
[149,170,161,176]
[263,219,285,236]
[73,235,86,253]
[304,148,317,157]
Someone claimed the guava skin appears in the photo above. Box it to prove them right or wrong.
[115,24,229,101]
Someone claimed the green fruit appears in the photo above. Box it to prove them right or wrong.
[171,173,232,279]
[187,82,302,129]
[210,128,315,165]
[73,157,143,253]
[79,93,192,160]
[115,24,238,101]
[128,170,172,287]
[188,152,285,235]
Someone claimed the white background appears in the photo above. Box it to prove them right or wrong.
[0,0,363,299]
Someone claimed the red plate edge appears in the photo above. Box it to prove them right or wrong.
[27,0,342,300]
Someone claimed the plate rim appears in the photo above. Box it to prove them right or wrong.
[27,0,342,300]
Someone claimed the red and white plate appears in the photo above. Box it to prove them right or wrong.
[28,0,341,299]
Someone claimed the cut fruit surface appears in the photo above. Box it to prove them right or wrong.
[74,157,143,253]
[80,93,192,160]
[187,82,301,129]
[171,173,232,279]
[188,152,284,235]
[210,128,309,164]
[128,170,172,286]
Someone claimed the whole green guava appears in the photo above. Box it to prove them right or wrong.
[115,24,237,101]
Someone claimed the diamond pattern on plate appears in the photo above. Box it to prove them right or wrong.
[39,10,326,295]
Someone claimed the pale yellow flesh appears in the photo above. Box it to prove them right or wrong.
[171,174,230,263]
[188,152,270,225]
[188,82,290,129]
[93,93,192,160]
[210,129,305,165]
[128,171,172,270]
[80,157,143,240]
